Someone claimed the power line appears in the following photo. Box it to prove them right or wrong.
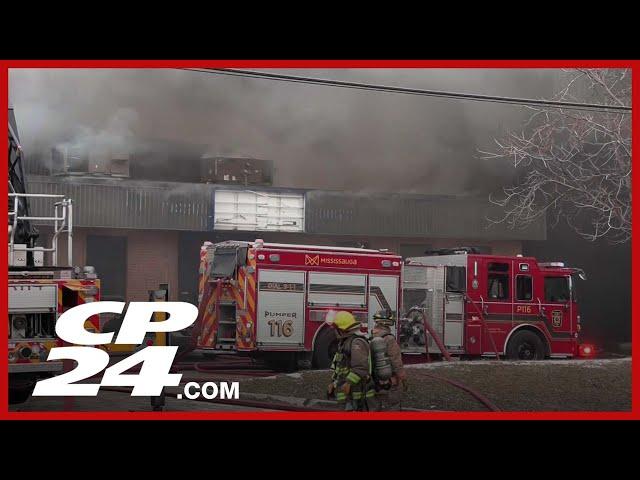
[178,68,631,114]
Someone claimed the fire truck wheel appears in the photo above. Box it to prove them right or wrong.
[506,330,546,360]
[312,327,338,369]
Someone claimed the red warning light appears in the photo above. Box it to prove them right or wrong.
[578,343,596,357]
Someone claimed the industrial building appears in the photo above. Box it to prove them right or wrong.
[22,147,545,305]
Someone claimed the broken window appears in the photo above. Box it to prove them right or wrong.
[516,275,532,301]
[210,247,238,279]
[545,276,570,303]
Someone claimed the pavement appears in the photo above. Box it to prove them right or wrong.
[9,356,631,413]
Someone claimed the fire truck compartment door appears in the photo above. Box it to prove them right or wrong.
[401,264,446,353]
[368,275,399,330]
[9,284,58,313]
[256,269,306,347]
[308,272,367,307]
[444,293,464,349]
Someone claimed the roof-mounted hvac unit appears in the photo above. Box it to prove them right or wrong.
[51,146,130,178]
[201,156,273,186]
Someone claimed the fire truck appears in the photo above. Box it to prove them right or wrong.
[196,241,586,368]
[196,239,402,369]
[8,107,101,404]
[402,248,586,360]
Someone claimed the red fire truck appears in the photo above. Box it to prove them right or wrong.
[8,107,101,404]
[196,241,586,367]
[196,239,402,369]
[402,248,586,360]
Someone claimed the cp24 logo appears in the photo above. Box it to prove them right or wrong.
[33,301,197,397]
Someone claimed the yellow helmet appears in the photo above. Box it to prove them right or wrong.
[333,311,358,331]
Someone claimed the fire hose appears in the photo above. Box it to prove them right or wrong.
[405,307,452,361]
[410,370,500,412]
[404,308,500,411]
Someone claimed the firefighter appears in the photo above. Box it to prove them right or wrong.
[371,309,407,411]
[326,311,377,411]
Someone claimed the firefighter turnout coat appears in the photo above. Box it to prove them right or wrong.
[330,330,376,410]
[372,324,406,410]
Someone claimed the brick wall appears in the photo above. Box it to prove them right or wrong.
[40,227,179,301]
[40,227,520,304]
[126,230,179,301]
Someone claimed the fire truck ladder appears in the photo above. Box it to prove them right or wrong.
[178,278,232,360]
[8,193,74,267]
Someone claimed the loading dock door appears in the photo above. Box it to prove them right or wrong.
[86,235,127,301]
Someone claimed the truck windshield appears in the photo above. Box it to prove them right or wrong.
[544,276,570,303]
[570,273,582,302]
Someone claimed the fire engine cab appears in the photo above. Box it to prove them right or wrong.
[196,240,402,369]
[402,248,586,360]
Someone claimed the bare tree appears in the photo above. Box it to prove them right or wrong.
[482,69,631,243]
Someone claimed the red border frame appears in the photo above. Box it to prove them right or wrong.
[1,60,636,420]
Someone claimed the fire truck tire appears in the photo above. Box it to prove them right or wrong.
[506,330,546,360]
[312,327,338,369]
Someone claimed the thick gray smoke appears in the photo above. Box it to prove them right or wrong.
[9,68,560,194]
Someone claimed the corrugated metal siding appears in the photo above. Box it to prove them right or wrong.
[26,175,211,231]
[304,191,546,241]
[25,176,546,240]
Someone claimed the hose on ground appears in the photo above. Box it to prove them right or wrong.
[411,370,500,412]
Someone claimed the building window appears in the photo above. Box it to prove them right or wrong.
[516,275,533,301]
[214,189,305,232]
[545,277,570,303]
[487,262,509,300]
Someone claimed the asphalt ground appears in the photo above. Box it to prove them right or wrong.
[9,357,631,412]
[237,357,632,412]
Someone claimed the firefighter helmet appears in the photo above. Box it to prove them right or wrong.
[373,309,395,326]
[332,311,359,331]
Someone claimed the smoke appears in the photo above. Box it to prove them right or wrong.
[55,107,139,156]
[8,68,561,194]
